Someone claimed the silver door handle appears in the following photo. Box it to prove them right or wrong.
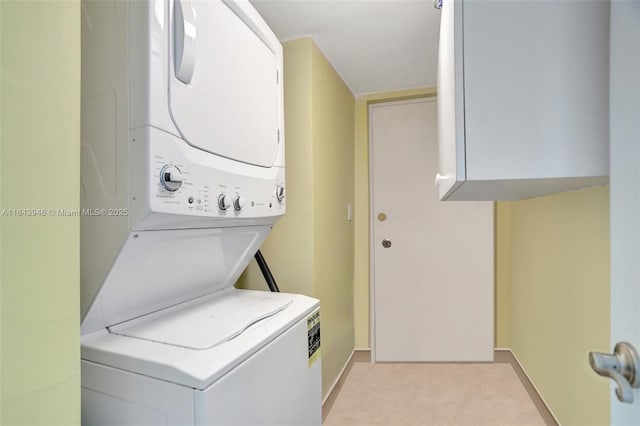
[381,239,391,248]
[174,0,197,84]
[589,342,640,403]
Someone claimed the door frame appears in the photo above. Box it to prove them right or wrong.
[368,97,436,362]
[609,0,640,422]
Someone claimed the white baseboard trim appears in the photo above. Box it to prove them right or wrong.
[353,348,372,363]
[321,350,354,421]
[322,351,354,407]
[322,348,558,424]
[321,349,371,421]
[494,348,560,426]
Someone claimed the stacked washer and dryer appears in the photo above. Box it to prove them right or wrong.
[80,1,322,424]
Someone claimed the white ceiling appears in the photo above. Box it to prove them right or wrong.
[250,0,441,96]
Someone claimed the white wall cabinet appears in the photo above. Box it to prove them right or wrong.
[436,0,609,201]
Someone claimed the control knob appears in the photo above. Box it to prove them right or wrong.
[160,165,184,192]
[218,194,232,210]
[275,185,285,202]
[233,196,246,211]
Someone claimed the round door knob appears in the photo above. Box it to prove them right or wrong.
[275,185,285,202]
[382,239,392,248]
[160,165,184,192]
[218,194,232,210]
[233,196,246,211]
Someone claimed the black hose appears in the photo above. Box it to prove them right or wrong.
[254,250,280,292]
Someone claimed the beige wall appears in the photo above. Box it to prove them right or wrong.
[238,38,315,297]
[310,41,355,397]
[496,186,610,425]
[0,1,81,424]
[353,87,436,348]
[238,37,355,398]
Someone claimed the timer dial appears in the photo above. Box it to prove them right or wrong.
[160,165,184,192]
[233,196,246,211]
[218,194,232,210]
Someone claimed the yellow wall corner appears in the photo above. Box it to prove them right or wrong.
[506,186,610,425]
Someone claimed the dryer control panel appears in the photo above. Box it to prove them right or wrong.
[129,126,284,231]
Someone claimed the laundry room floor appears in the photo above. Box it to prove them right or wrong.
[322,362,548,426]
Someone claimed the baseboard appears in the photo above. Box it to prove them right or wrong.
[353,348,372,363]
[321,349,371,421]
[323,349,556,423]
[494,348,560,426]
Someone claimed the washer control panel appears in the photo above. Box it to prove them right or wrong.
[151,159,284,219]
[159,164,184,192]
[131,128,285,226]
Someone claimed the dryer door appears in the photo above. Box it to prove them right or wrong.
[168,0,281,168]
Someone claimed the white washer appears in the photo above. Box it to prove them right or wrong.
[80,1,321,424]
[82,289,321,425]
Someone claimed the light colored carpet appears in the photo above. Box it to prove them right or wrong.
[323,363,545,426]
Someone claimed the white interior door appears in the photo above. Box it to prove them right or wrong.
[608,1,640,423]
[370,99,493,362]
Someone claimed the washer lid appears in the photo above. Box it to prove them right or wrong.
[168,0,282,168]
[81,226,272,335]
[108,290,292,350]
[81,290,320,390]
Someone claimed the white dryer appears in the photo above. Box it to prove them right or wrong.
[80,1,321,424]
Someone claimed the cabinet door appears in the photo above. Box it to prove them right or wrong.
[462,0,609,181]
[436,0,465,200]
[436,0,609,201]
